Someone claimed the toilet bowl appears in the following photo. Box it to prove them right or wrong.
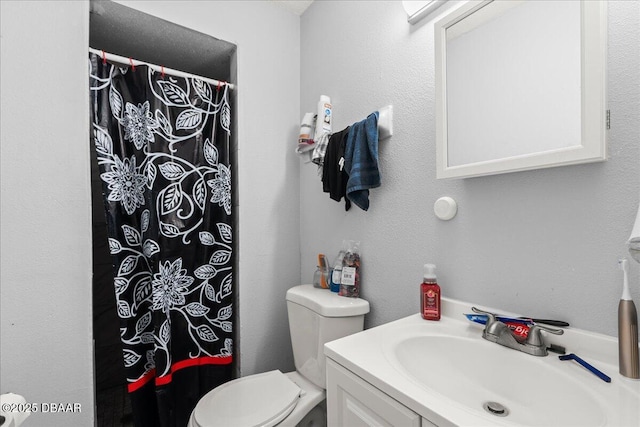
[187,284,370,427]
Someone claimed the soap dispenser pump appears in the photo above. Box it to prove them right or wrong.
[618,258,639,379]
[420,264,441,321]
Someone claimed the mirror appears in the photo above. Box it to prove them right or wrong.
[435,0,607,179]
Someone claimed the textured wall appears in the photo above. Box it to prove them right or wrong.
[0,1,94,425]
[300,0,640,337]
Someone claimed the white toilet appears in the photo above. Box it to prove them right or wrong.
[187,284,370,427]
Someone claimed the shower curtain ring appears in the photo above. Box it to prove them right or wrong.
[129,58,136,71]
[101,50,107,65]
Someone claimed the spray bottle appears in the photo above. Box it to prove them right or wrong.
[618,258,639,379]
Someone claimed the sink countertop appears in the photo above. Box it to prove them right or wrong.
[324,297,640,426]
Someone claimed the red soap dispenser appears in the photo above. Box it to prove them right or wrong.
[421,264,441,320]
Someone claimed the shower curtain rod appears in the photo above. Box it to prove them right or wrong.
[89,47,235,90]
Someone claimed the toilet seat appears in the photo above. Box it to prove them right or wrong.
[191,370,302,427]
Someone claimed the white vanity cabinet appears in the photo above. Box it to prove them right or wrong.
[326,358,428,427]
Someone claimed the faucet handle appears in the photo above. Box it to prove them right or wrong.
[472,306,509,340]
[531,323,564,335]
[471,306,498,324]
[526,323,564,347]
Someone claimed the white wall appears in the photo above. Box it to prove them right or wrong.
[300,0,640,337]
[0,1,94,426]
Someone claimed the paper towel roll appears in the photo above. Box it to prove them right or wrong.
[0,393,31,427]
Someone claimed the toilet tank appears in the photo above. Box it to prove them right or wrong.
[286,285,370,389]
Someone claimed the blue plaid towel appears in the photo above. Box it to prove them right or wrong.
[344,112,380,211]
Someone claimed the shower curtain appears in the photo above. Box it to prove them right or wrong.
[89,53,234,427]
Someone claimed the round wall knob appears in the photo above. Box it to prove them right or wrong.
[434,196,457,220]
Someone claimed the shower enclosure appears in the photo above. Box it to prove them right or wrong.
[89,2,237,426]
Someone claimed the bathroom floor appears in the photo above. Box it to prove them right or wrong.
[96,384,134,427]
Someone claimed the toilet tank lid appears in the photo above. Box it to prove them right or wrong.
[286,285,370,317]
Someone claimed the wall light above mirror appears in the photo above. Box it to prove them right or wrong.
[403,0,447,24]
[435,0,608,179]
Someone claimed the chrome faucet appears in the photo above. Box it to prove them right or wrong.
[471,307,564,357]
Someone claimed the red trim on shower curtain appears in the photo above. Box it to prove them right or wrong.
[128,369,157,393]
[127,355,233,392]
[155,355,233,386]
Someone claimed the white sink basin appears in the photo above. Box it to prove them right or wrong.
[392,334,605,426]
[325,297,640,427]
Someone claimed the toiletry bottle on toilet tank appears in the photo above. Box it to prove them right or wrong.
[421,264,441,320]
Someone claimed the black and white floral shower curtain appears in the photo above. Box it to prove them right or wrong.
[89,53,233,427]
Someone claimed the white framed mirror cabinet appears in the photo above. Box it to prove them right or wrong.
[435,0,608,179]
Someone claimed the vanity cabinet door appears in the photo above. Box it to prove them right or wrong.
[326,358,421,427]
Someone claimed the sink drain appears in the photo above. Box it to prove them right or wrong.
[483,401,509,417]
